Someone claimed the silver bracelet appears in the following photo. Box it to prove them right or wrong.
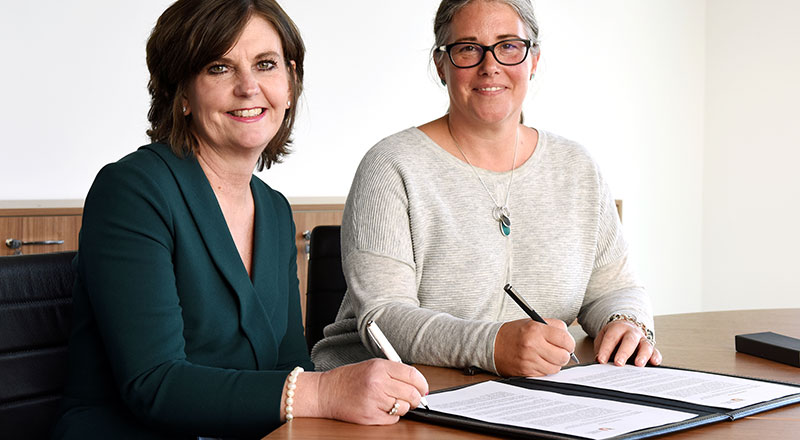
[607,313,656,345]
[284,366,303,421]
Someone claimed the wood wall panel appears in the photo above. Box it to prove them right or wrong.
[20,215,82,255]
[0,212,81,256]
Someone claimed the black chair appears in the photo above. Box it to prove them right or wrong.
[0,251,76,440]
[304,225,347,352]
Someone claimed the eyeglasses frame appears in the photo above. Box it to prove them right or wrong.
[436,38,534,69]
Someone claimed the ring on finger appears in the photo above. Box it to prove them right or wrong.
[388,398,401,416]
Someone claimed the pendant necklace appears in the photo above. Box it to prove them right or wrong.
[447,117,519,237]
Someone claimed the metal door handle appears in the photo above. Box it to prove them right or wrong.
[302,230,312,260]
[5,238,65,250]
[5,238,65,249]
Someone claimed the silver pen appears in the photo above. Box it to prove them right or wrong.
[366,320,430,409]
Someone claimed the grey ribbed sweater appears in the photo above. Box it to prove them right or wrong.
[311,127,652,373]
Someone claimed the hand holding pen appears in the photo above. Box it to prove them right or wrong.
[504,284,580,364]
[367,320,430,410]
[493,284,579,377]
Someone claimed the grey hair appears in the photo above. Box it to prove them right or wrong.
[432,0,540,67]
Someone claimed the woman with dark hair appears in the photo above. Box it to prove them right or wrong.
[51,1,426,438]
[313,0,661,378]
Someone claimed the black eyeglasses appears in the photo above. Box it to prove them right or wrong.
[437,38,533,68]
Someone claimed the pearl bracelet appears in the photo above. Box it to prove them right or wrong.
[284,366,303,422]
[607,313,656,345]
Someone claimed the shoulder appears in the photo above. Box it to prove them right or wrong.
[537,130,603,179]
[539,130,596,165]
[80,145,182,249]
[92,143,178,189]
[355,128,445,179]
[83,144,184,224]
[363,127,427,160]
[89,144,173,195]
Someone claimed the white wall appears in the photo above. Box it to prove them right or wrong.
[13,0,799,315]
[0,1,173,196]
[529,1,706,315]
[703,0,800,310]
[269,0,445,196]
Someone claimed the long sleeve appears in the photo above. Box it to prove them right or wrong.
[311,128,653,375]
[57,145,312,439]
[577,178,653,337]
[312,131,505,372]
[339,159,504,370]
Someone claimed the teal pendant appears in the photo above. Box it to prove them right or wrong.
[499,214,511,236]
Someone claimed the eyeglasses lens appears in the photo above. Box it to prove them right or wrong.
[450,40,529,68]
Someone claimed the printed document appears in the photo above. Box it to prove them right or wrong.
[425,380,695,440]
[536,363,799,409]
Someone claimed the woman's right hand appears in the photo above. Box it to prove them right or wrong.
[314,358,429,424]
[494,318,575,377]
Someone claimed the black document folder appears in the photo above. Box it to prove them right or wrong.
[407,364,800,440]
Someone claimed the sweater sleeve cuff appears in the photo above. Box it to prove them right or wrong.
[485,322,504,375]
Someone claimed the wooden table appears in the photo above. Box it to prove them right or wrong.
[266,309,800,439]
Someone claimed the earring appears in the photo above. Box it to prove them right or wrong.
[440,78,446,86]
[530,73,535,80]
[182,105,187,113]
[287,100,291,108]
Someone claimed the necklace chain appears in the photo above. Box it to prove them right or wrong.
[447,116,519,224]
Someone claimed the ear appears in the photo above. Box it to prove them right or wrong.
[287,60,297,106]
[529,50,541,80]
[181,97,190,116]
[435,59,447,87]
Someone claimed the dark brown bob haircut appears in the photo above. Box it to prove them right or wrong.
[146,0,305,170]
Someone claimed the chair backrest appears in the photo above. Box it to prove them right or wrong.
[0,251,76,440]
[304,225,347,351]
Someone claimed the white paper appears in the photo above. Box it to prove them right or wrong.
[425,381,695,440]
[535,364,799,410]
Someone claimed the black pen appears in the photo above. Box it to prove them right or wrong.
[503,284,580,364]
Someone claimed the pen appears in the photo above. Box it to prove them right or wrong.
[366,320,430,410]
[503,284,580,364]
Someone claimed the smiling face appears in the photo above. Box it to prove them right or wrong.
[184,15,291,159]
[439,0,538,127]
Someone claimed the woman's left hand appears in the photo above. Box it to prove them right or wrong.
[594,320,661,367]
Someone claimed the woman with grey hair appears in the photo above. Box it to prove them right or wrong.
[313,0,660,378]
